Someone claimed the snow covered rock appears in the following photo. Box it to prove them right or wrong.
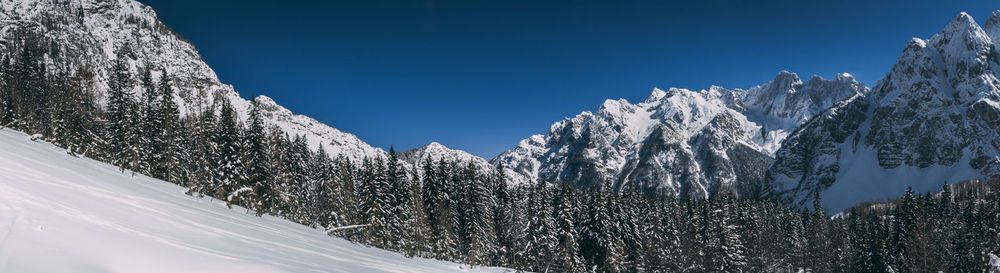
[493,72,866,198]
[767,11,1000,212]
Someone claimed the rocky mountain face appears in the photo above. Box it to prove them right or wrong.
[493,72,867,199]
[0,0,384,162]
[768,12,1000,212]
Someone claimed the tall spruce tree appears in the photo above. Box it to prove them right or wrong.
[243,97,271,215]
[106,46,141,173]
[189,105,217,196]
[551,184,584,272]
[157,72,185,184]
[459,161,496,266]
[139,67,163,176]
[213,100,244,203]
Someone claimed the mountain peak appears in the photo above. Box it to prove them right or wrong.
[424,141,448,150]
[768,71,803,93]
[985,10,1000,42]
[645,88,667,103]
[931,11,991,49]
[953,12,976,25]
[940,12,979,35]
[773,70,801,82]
[835,72,855,81]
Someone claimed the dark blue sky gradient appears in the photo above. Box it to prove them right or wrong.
[140,0,998,158]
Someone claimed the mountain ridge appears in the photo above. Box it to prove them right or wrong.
[493,71,867,198]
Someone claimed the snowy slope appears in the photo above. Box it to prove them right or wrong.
[0,128,509,273]
[493,72,865,198]
[767,11,1000,212]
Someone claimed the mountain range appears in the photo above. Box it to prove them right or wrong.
[4,0,1000,212]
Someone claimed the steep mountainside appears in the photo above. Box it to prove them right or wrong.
[768,11,1000,212]
[493,72,866,198]
[0,0,383,161]
[0,128,507,273]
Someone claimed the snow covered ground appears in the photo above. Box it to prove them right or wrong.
[0,129,510,273]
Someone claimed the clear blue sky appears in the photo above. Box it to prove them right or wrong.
[141,0,998,159]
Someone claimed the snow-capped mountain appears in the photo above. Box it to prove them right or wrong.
[397,142,497,180]
[767,11,1000,212]
[493,71,867,198]
[0,0,384,162]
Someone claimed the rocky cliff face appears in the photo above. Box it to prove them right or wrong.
[767,12,1000,212]
[494,72,866,198]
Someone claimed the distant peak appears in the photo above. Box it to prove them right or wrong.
[773,70,801,83]
[835,72,855,81]
[767,71,802,92]
[424,142,448,150]
[645,88,667,103]
[985,10,1000,41]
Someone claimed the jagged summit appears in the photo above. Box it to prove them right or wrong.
[767,11,1000,212]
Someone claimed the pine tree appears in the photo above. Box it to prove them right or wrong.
[10,33,50,134]
[616,190,647,272]
[266,128,292,215]
[188,106,217,196]
[213,100,244,203]
[421,157,458,259]
[286,135,312,221]
[458,161,496,266]
[806,192,832,272]
[580,189,625,273]
[332,156,358,227]
[139,67,163,176]
[157,73,185,184]
[707,194,746,273]
[358,157,392,248]
[490,165,516,266]
[243,97,271,215]
[0,53,14,126]
[384,147,410,250]
[51,67,100,157]
[889,187,917,272]
[645,195,682,273]
[106,46,141,173]
[551,184,585,272]
[307,145,333,226]
[520,185,556,272]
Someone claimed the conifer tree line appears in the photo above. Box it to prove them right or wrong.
[3,36,1000,273]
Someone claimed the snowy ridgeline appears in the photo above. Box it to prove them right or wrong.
[0,129,509,273]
